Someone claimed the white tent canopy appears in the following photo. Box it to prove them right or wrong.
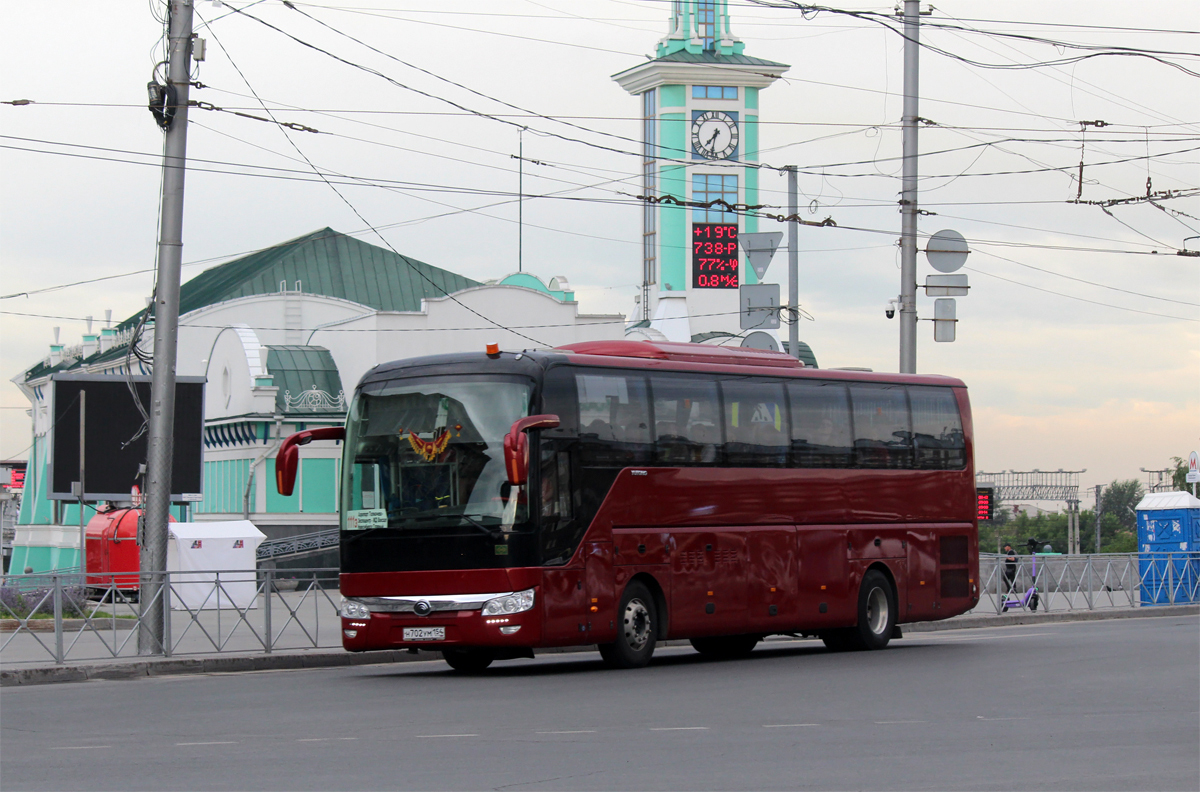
[167,521,266,610]
[1135,492,1200,511]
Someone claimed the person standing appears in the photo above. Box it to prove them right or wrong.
[1003,543,1018,591]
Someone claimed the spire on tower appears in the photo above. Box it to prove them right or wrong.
[659,1,744,57]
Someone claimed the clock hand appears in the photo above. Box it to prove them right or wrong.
[706,128,720,148]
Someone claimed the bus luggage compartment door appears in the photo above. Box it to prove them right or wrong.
[669,529,748,637]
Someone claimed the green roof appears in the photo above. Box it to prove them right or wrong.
[651,50,789,69]
[120,228,480,330]
[266,346,345,415]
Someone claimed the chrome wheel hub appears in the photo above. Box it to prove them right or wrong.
[623,598,652,651]
[866,586,889,635]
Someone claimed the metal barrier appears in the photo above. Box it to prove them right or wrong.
[979,552,1200,613]
[256,529,339,562]
[0,567,340,666]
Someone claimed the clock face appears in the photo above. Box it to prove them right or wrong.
[691,111,739,160]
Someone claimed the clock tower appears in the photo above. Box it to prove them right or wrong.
[613,1,789,342]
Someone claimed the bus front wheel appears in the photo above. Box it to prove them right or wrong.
[599,581,657,669]
[442,648,494,673]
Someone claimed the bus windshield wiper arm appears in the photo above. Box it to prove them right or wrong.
[459,513,502,539]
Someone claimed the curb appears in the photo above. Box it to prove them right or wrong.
[3,605,1196,687]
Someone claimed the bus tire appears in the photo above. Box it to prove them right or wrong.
[442,648,494,673]
[819,629,855,652]
[850,570,896,651]
[690,634,760,659]
[599,581,657,669]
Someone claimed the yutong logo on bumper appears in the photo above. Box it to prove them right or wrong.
[413,601,433,616]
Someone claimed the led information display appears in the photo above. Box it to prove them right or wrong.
[692,223,739,289]
[976,487,995,522]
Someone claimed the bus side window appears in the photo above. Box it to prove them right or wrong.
[540,445,573,519]
[576,372,651,465]
[909,386,965,470]
[651,376,721,466]
[788,382,853,468]
[721,379,787,467]
[848,384,912,469]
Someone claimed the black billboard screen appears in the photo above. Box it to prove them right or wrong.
[50,374,204,502]
[692,223,739,288]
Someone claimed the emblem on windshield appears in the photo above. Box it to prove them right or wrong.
[413,601,433,616]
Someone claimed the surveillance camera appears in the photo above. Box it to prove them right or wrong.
[885,307,895,319]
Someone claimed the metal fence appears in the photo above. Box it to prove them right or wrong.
[0,567,340,666]
[5,553,1197,667]
[978,552,1200,613]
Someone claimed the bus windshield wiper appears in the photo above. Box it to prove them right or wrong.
[459,513,502,539]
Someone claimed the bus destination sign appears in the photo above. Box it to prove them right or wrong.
[692,223,739,289]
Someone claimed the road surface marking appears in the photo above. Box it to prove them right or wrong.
[536,730,597,734]
[873,720,925,725]
[176,741,238,746]
[763,724,819,728]
[650,727,709,731]
[53,746,112,750]
[416,733,478,738]
[976,716,1030,721]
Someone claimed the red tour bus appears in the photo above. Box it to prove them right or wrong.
[277,340,979,672]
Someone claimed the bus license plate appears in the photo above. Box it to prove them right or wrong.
[403,627,445,642]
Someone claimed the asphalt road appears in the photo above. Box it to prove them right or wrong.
[2,617,1196,792]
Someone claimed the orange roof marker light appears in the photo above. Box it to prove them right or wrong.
[486,343,501,358]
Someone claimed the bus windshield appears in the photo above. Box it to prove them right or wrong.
[341,377,532,534]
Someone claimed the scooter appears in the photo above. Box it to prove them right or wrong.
[1001,538,1043,612]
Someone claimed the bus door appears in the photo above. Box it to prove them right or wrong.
[583,541,617,643]
[669,528,748,636]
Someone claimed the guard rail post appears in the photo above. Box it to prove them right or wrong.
[264,567,273,654]
[1086,554,1093,610]
[53,573,64,664]
[163,570,172,657]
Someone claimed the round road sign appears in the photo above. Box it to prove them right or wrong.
[926,229,970,273]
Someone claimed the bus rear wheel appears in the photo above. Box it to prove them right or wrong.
[599,581,657,669]
[442,648,494,673]
[821,571,897,652]
[690,634,760,659]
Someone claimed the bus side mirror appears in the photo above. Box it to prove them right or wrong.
[503,414,560,486]
[276,427,346,496]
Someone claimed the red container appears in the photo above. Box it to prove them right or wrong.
[85,508,174,593]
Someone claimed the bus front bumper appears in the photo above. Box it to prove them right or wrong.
[339,590,542,651]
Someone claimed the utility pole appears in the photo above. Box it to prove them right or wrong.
[518,127,524,273]
[787,166,799,361]
[140,0,195,656]
[898,0,921,374]
[1094,484,1103,554]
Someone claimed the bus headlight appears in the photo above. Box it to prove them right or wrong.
[481,588,535,617]
[340,597,370,620]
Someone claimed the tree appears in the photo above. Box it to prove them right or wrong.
[1100,479,1144,532]
[1171,456,1188,492]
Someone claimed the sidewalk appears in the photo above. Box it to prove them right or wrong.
[3,603,1195,687]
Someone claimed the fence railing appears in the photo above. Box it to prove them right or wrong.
[977,552,1200,613]
[4,554,1197,667]
[1,567,340,666]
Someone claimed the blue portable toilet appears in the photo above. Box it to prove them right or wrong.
[1135,491,1200,605]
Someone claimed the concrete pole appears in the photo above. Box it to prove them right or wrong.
[1094,484,1103,554]
[787,166,799,361]
[140,0,194,656]
[77,391,85,574]
[898,0,920,373]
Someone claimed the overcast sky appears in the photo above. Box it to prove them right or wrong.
[2,0,1197,500]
